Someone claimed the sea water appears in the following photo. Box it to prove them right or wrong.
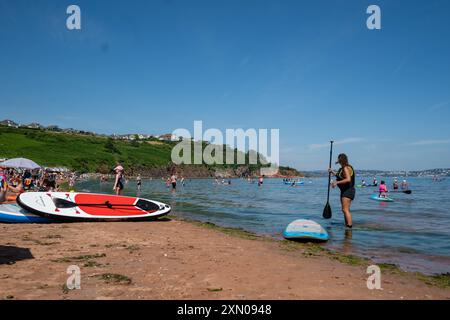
[77,177,450,275]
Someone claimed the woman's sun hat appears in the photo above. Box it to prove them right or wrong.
[114,165,124,172]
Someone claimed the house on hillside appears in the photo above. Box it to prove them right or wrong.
[0,119,19,127]
[46,125,62,132]
[25,122,44,129]
[157,133,180,141]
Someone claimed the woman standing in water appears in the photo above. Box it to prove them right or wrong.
[170,173,177,190]
[136,174,142,193]
[328,153,355,228]
[113,164,124,195]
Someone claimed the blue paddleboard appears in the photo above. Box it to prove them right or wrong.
[284,181,304,185]
[0,203,53,223]
[370,195,394,202]
[283,219,329,241]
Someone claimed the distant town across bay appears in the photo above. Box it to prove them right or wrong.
[304,169,450,178]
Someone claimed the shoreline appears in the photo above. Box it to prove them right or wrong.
[77,174,308,181]
[175,216,450,285]
[1,214,449,300]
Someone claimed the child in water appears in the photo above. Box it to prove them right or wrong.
[379,180,388,198]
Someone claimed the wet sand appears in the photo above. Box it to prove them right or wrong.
[0,217,449,300]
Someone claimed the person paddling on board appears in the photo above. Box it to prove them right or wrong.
[372,177,378,187]
[361,179,367,187]
[328,153,355,228]
[379,180,388,198]
[401,179,409,190]
[113,164,124,195]
[393,178,399,190]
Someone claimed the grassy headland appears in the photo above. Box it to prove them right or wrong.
[0,125,302,177]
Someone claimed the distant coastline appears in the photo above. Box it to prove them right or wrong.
[304,169,450,178]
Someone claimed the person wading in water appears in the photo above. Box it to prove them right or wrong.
[328,153,355,228]
[113,164,125,195]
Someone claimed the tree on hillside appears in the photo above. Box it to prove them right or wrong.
[131,135,140,147]
[104,138,121,154]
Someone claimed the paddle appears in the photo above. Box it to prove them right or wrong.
[323,140,334,219]
[52,198,160,211]
[392,190,412,194]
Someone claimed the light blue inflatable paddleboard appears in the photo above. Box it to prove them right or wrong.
[0,203,52,223]
[370,195,394,202]
[283,219,329,241]
[284,181,304,185]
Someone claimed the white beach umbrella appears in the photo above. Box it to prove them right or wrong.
[0,158,41,170]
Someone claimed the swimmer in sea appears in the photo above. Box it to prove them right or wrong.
[136,174,142,192]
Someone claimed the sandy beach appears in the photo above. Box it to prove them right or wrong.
[1,216,449,300]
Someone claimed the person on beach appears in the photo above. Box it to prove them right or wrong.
[22,170,33,191]
[0,167,7,203]
[0,174,24,203]
[10,176,24,193]
[329,153,355,228]
[136,174,142,192]
[69,173,76,190]
[113,164,124,195]
[379,180,388,198]
[47,173,57,191]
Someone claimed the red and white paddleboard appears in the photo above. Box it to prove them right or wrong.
[17,192,171,221]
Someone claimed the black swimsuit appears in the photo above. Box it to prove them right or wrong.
[336,166,355,200]
[116,175,124,190]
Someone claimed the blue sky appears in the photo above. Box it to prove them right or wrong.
[1,0,449,170]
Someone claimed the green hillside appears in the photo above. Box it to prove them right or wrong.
[0,126,290,176]
[0,126,175,172]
